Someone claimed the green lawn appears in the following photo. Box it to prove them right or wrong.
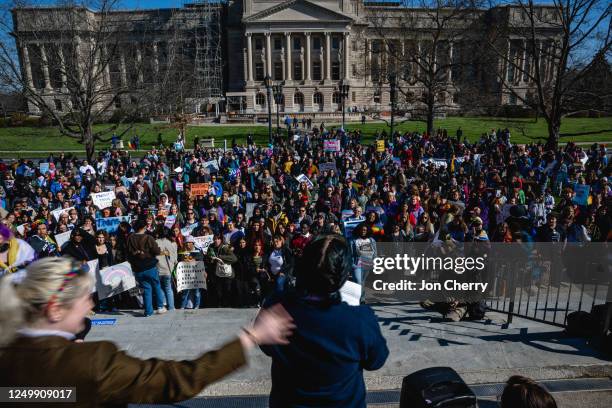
[0,117,610,155]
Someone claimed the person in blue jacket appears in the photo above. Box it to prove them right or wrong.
[260,234,389,407]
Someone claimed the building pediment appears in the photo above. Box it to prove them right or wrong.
[243,0,353,24]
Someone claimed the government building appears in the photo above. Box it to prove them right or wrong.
[12,1,562,121]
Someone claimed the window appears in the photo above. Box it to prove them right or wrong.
[255,62,264,81]
[313,92,323,105]
[332,92,342,104]
[452,93,459,104]
[274,38,282,50]
[293,37,301,50]
[256,93,266,107]
[332,37,340,50]
[508,94,517,105]
[374,89,381,104]
[294,92,304,106]
[331,62,340,80]
[352,40,357,52]
[255,39,263,50]
[313,61,322,80]
[274,62,283,80]
[114,97,121,109]
[352,64,357,77]
[54,99,62,111]
[352,91,356,102]
[313,37,321,50]
[293,61,302,80]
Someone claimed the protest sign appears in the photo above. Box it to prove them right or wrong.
[96,216,131,233]
[181,223,198,236]
[4,179,14,190]
[164,215,177,229]
[52,206,74,222]
[343,219,363,239]
[246,203,256,220]
[202,160,219,172]
[54,231,71,249]
[192,235,214,253]
[295,174,314,189]
[190,183,209,196]
[175,182,184,192]
[176,261,207,292]
[572,184,590,206]
[91,319,117,326]
[341,209,355,220]
[96,262,136,299]
[87,259,99,293]
[105,185,115,192]
[376,140,385,152]
[340,280,362,306]
[424,158,448,168]
[91,191,116,209]
[229,168,241,181]
[324,139,341,152]
[39,162,50,174]
[16,224,27,237]
[319,162,337,173]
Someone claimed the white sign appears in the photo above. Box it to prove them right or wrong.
[176,261,207,292]
[246,203,256,220]
[91,191,116,209]
[16,224,27,237]
[175,182,184,192]
[54,230,71,249]
[202,160,219,172]
[340,280,362,306]
[87,259,99,294]
[52,206,74,222]
[181,223,198,237]
[295,174,314,189]
[192,235,214,253]
[96,261,136,299]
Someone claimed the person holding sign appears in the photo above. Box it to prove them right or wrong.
[178,236,204,309]
[0,257,295,408]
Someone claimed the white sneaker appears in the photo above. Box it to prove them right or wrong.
[155,307,167,315]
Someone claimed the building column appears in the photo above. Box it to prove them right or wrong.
[448,41,453,82]
[120,51,127,87]
[136,45,143,83]
[416,41,421,78]
[153,42,159,76]
[246,33,254,82]
[325,32,331,80]
[40,44,51,90]
[343,32,350,80]
[58,46,68,89]
[504,39,511,83]
[305,32,311,81]
[265,33,272,77]
[21,43,34,88]
[300,46,305,80]
[285,32,292,81]
[366,39,372,82]
[280,48,286,80]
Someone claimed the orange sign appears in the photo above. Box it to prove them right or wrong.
[190,183,210,196]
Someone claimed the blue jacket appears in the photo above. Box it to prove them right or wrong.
[261,294,388,407]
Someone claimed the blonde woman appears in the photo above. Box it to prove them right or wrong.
[0,257,294,407]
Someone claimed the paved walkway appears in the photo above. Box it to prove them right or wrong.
[87,303,612,398]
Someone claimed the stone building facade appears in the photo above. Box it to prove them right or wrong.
[13,1,562,118]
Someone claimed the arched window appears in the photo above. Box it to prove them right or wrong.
[294,92,304,105]
[255,93,266,107]
[313,92,323,105]
[332,92,342,104]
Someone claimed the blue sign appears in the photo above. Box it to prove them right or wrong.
[96,216,131,233]
[91,318,117,326]
[572,184,590,206]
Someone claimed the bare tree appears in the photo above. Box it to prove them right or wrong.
[361,0,486,135]
[0,0,175,160]
[485,0,611,147]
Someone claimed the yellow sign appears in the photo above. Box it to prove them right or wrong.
[376,140,385,152]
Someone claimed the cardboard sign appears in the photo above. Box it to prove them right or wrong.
[176,261,207,292]
[192,235,214,252]
[319,162,337,173]
[91,191,116,209]
[96,262,136,299]
[295,174,314,189]
[52,206,74,222]
[54,230,71,249]
[324,139,341,152]
[190,183,209,196]
[96,216,131,233]
[572,184,590,206]
[376,140,385,152]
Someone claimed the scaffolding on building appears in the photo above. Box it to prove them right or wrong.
[175,1,225,116]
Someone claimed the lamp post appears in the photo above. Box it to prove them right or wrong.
[272,82,283,137]
[388,73,397,140]
[339,79,350,130]
[264,75,273,145]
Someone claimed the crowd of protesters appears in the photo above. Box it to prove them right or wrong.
[0,123,609,315]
